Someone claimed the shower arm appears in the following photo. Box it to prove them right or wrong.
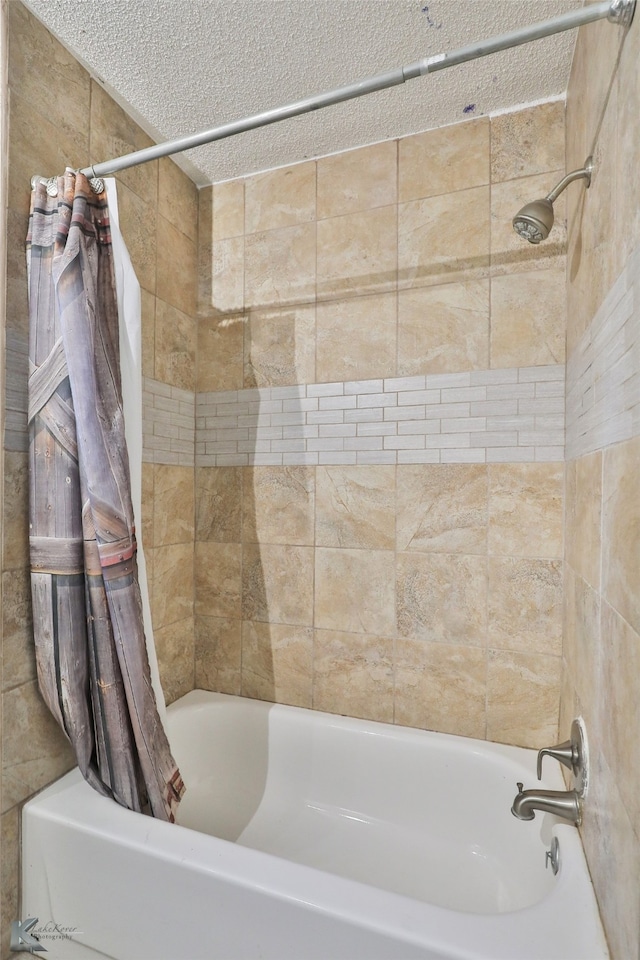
[545,160,593,203]
[78,0,635,181]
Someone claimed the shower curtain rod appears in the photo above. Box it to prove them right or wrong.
[80,0,635,180]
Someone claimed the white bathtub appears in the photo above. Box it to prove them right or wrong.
[22,690,607,960]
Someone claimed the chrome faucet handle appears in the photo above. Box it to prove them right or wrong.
[536,739,575,780]
[536,719,588,796]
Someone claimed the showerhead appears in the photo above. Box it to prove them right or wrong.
[512,157,593,244]
[513,198,555,245]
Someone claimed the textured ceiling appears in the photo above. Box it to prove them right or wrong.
[25,0,581,187]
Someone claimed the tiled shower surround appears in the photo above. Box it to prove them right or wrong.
[193,100,568,752]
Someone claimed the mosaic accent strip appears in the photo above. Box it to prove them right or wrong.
[196,366,565,467]
[566,244,640,461]
[142,377,195,466]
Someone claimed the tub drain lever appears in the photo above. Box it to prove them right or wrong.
[545,837,560,875]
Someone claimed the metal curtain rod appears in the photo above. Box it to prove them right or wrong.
[80,0,635,180]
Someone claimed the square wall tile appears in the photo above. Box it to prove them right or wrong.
[316,292,396,383]
[600,602,640,836]
[317,141,397,219]
[141,288,156,379]
[603,435,640,635]
[158,157,198,242]
[196,467,242,542]
[317,206,397,300]
[194,542,241,620]
[2,681,74,812]
[117,182,157,294]
[151,543,195,627]
[396,464,488,555]
[399,117,490,202]
[243,466,315,546]
[486,649,560,748]
[154,299,197,391]
[488,463,563,558]
[197,313,245,392]
[245,162,316,233]
[490,267,565,367]
[2,568,35,691]
[2,809,20,959]
[394,639,487,738]
[615,14,640,266]
[198,187,214,310]
[315,466,395,550]
[157,215,197,315]
[9,2,90,154]
[90,81,158,206]
[396,552,487,645]
[242,621,313,708]
[490,101,565,183]
[315,548,395,635]
[212,236,244,315]
[213,179,244,241]
[313,629,394,723]
[242,543,314,626]
[154,618,194,705]
[244,304,316,387]
[488,557,562,656]
[153,465,194,547]
[562,565,601,735]
[565,453,602,591]
[195,616,242,695]
[8,93,87,219]
[5,207,30,338]
[141,463,154,548]
[245,223,316,309]
[579,749,640,960]
[3,452,29,571]
[398,186,490,289]
[398,280,490,375]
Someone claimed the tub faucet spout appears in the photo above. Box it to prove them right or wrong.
[511,782,581,824]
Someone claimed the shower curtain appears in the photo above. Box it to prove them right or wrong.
[26,170,184,821]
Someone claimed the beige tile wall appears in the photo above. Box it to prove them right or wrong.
[563,10,640,958]
[1,6,198,954]
[196,101,567,754]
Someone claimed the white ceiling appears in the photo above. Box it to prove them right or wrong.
[25,0,581,187]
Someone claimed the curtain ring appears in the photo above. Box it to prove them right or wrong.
[30,175,58,196]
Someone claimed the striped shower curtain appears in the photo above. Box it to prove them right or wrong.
[26,170,184,821]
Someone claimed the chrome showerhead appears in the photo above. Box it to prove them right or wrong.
[513,157,593,244]
[513,198,555,245]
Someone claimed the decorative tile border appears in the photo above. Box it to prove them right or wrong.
[142,377,195,466]
[196,366,565,467]
[566,244,640,460]
[5,353,564,469]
